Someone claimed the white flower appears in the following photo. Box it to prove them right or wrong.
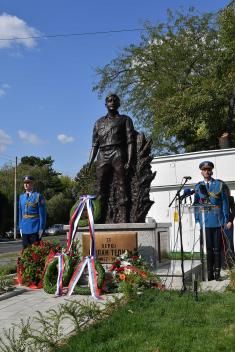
[121,260,130,267]
[124,268,131,275]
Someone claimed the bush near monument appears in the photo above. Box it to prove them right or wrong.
[16,241,163,296]
[70,198,101,227]
[17,240,61,287]
[43,244,81,294]
[108,251,164,295]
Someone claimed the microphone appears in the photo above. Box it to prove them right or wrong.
[199,184,211,204]
[180,188,195,201]
[199,184,208,196]
[183,176,192,180]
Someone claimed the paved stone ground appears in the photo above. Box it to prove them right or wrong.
[199,270,230,292]
[156,260,230,292]
[0,260,231,343]
[0,288,111,342]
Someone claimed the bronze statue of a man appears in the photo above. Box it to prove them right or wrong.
[89,94,135,222]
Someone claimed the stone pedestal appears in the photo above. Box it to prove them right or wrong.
[65,221,171,269]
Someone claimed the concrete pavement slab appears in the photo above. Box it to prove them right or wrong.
[0,287,109,340]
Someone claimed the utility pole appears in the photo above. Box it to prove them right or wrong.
[13,156,17,240]
[227,1,235,146]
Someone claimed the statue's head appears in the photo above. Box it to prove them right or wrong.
[105,94,120,110]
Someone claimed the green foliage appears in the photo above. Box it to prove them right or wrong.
[0,192,11,232]
[73,260,105,295]
[43,242,81,294]
[168,251,201,260]
[0,296,123,352]
[0,318,33,352]
[117,280,136,298]
[110,251,162,296]
[0,156,77,230]
[70,198,101,227]
[0,262,17,276]
[60,300,103,332]
[93,6,235,153]
[46,193,74,226]
[58,290,235,352]
[73,162,96,198]
[0,272,13,293]
[17,240,61,286]
[20,156,54,168]
[227,265,235,291]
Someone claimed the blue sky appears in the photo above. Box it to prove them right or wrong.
[0,0,229,177]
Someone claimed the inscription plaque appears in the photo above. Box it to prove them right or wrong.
[82,232,138,263]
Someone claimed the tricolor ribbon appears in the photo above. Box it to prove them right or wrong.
[67,195,96,255]
[67,256,102,300]
[55,253,66,296]
[54,194,100,298]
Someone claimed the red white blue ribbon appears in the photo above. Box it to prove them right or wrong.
[54,253,65,296]
[67,195,96,255]
[67,256,101,300]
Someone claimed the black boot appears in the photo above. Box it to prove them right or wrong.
[214,269,221,281]
[208,271,214,281]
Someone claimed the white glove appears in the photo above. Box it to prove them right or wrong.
[20,229,22,237]
[38,230,43,239]
[195,222,201,231]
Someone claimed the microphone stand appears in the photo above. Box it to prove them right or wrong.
[169,178,190,292]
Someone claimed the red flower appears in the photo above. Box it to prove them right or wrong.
[116,267,125,272]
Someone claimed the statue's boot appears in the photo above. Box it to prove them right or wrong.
[208,271,214,281]
[214,268,221,281]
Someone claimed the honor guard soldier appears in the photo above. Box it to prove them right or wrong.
[194,161,229,280]
[19,176,46,249]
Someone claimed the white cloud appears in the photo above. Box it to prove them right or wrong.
[18,130,44,144]
[0,88,6,97]
[57,134,75,144]
[0,83,10,97]
[0,13,40,49]
[0,129,12,152]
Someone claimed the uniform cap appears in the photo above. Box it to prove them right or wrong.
[199,161,214,170]
[23,175,35,182]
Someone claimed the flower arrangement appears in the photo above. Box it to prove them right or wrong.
[109,250,164,294]
[43,241,82,294]
[17,240,61,287]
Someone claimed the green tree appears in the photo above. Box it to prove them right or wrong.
[73,162,96,198]
[20,155,63,198]
[0,156,65,230]
[0,191,11,233]
[93,6,235,153]
[46,193,74,226]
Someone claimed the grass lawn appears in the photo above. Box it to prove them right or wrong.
[0,252,17,274]
[0,252,18,260]
[58,289,235,352]
[168,251,201,260]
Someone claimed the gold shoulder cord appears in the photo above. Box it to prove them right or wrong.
[26,194,40,208]
[208,181,223,199]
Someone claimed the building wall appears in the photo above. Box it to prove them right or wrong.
[148,148,235,252]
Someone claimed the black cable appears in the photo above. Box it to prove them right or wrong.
[0,17,220,43]
[0,28,146,42]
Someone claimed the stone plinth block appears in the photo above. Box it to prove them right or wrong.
[65,222,171,269]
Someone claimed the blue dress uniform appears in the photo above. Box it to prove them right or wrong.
[194,161,229,280]
[19,190,46,248]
